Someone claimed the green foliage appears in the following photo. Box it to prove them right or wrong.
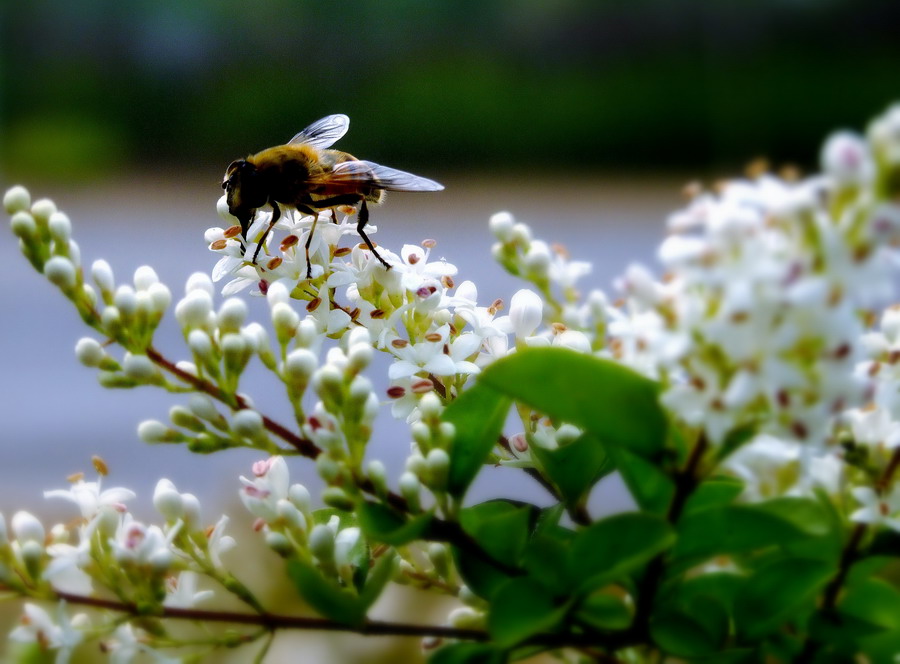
[529,432,613,511]
[286,551,396,628]
[444,383,510,498]
[357,501,434,546]
[478,348,667,456]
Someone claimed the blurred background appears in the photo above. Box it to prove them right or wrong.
[1,0,900,661]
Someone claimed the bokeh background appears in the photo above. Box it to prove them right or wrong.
[2,1,900,661]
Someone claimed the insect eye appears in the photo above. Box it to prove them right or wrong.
[221,181,227,190]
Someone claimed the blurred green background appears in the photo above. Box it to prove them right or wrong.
[3,0,900,181]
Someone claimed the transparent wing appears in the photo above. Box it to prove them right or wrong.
[287,114,350,149]
[328,160,444,192]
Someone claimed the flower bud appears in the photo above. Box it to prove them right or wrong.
[313,365,344,407]
[265,531,293,557]
[510,222,532,246]
[10,211,37,239]
[133,265,159,290]
[221,332,250,373]
[276,499,307,533]
[316,454,342,483]
[367,460,388,497]
[418,392,443,422]
[12,511,45,546]
[347,326,372,348]
[428,542,449,578]
[153,479,184,522]
[232,409,264,439]
[123,353,157,381]
[75,337,106,367]
[44,256,77,291]
[169,405,205,432]
[266,280,290,308]
[182,493,202,530]
[448,606,483,629]
[176,290,213,330]
[295,319,318,348]
[489,211,516,242]
[284,348,318,387]
[138,420,184,444]
[399,472,422,512]
[114,285,138,319]
[91,259,115,296]
[185,272,214,296]
[48,212,71,243]
[184,336,213,370]
[218,297,248,333]
[347,343,373,374]
[322,487,355,511]
[271,302,299,342]
[509,289,543,338]
[334,527,361,569]
[147,282,172,314]
[426,448,450,490]
[288,484,312,515]
[437,422,456,447]
[4,185,31,214]
[309,523,335,563]
[411,422,432,450]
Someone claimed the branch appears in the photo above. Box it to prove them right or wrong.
[51,590,626,649]
[146,346,321,459]
[146,345,522,578]
[796,444,900,662]
[497,436,592,527]
[631,432,708,638]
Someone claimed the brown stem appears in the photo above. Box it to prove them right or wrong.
[497,436,592,527]
[50,590,622,649]
[797,445,900,662]
[146,346,321,459]
[631,433,709,638]
[147,345,522,577]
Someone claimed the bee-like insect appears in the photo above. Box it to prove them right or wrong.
[222,114,444,277]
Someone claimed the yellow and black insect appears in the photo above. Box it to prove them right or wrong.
[222,114,444,277]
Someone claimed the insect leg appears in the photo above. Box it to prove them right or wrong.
[252,201,281,265]
[304,215,319,280]
[356,199,391,270]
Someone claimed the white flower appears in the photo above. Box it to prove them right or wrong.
[44,479,135,521]
[504,289,543,338]
[850,485,900,531]
[9,602,87,664]
[239,456,291,523]
[103,623,181,664]
[164,571,214,608]
[387,326,480,379]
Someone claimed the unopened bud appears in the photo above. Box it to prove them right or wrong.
[322,486,355,511]
[75,337,107,367]
[3,185,31,214]
[44,256,77,291]
[309,523,335,562]
[153,479,184,522]
[232,409,264,439]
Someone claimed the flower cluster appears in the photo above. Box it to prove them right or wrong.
[7,103,900,663]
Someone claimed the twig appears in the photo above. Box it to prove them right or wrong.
[796,445,900,661]
[146,345,522,578]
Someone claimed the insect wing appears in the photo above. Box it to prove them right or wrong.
[330,160,444,192]
[288,114,350,149]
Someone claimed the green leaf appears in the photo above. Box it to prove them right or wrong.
[357,502,434,546]
[530,432,613,509]
[682,477,744,515]
[651,595,729,656]
[478,347,667,456]
[673,504,816,563]
[522,533,573,593]
[571,513,676,591]
[840,577,900,631]
[733,558,833,640]
[444,382,511,497]
[359,551,397,609]
[607,445,675,515]
[575,590,633,631]
[452,544,514,600]
[286,559,366,627]
[429,643,506,664]
[460,500,537,565]
[488,577,568,647]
